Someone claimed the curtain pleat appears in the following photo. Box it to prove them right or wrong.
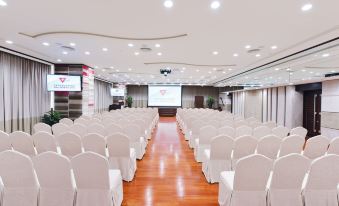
[0,51,51,134]
[94,79,112,113]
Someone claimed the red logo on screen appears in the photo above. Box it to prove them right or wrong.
[160,90,167,95]
[59,78,66,83]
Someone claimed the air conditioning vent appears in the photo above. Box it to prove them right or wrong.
[60,46,75,52]
[247,48,261,54]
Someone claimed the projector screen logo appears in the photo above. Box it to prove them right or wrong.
[59,77,67,83]
[160,90,167,96]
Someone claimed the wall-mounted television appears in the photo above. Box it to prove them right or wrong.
[47,75,82,91]
[110,88,125,96]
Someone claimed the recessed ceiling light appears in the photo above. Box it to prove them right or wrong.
[102,69,106,72]
[128,43,134,47]
[275,68,280,71]
[116,69,120,72]
[322,53,330,57]
[0,0,7,6]
[301,3,313,11]
[233,53,239,57]
[309,71,314,74]
[228,68,233,71]
[110,66,114,69]
[302,69,307,72]
[213,68,217,71]
[62,51,68,55]
[245,45,251,49]
[164,0,173,8]
[180,70,184,73]
[5,40,13,44]
[42,42,50,46]
[208,71,212,74]
[331,70,336,73]
[155,44,161,48]
[157,52,162,56]
[222,71,226,74]
[286,68,291,71]
[102,48,108,52]
[213,51,219,55]
[128,68,132,71]
[94,66,98,69]
[196,69,200,72]
[69,42,76,47]
[134,52,140,56]
[57,59,62,62]
[182,67,186,70]
[85,51,90,55]
[210,1,220,9]
[271,45,278,50]
[255,54,261,57]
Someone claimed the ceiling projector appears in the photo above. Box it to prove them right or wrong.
[160,68,172,77]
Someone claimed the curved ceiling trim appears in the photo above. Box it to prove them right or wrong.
[144,62,236,67]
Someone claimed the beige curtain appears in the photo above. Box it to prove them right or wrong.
[182,86,219,108]
[94,79,113,113]
[126,85,148,108]
[0,51,51,134]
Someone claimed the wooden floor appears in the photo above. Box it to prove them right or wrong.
[122,117,218,206]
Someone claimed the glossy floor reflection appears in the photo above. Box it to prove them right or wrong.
[122,117,218,206]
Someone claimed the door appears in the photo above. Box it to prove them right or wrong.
[303,90,322,138]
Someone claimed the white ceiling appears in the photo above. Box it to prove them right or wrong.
[1,0,339,86]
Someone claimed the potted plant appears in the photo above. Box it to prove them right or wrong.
[126,96,133,108]
[206,96,215,109]
[42,108,61,126]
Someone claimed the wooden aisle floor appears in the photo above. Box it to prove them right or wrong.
[122,117,218,206]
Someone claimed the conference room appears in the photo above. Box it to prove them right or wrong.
[1,0,339,205]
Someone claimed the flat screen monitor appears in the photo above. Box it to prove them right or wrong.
[47,75,81,91]
[110,88,125,96]
[148,85,182,107]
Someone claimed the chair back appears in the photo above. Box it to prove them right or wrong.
[32,132,57,153]
[327,137,339,155]
[253,126,271,139]
[33,123,52,134]
[236,125,252,137]
[10,131,36,156]
[210,135,234,160]
[59,118,73,126]
[218,126,235,138]
[83,133,106,156]
[272,126,289,138]
[233,135,258,160]
[303,135,330,159]
[52,123,69,136]
[290,127,307,138]
[56,132,82,157]
[199,125,217,144]
[0,130,11,152]
[278,135,304,157]
[256,135,281,159]
[107,133,130,157]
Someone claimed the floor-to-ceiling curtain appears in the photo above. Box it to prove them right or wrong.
[126,85,148,108]
[94,79,113,113]
[182,86,219,108]
[0,50,51,134]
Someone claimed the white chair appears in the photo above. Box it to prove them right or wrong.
[327,137,339,155]
[303,154,339,206]
[56,132,82,158]
[246,117,259,124]
[232,135,258,169]
[82,133,107,156]
[272,126,290,138]
[253,126,272,139]
[290,127,308,139]
[249,121,262,129]
[189,120,205,149]
[256,135,281,159]
[194,125,217,162]
[69,123,87,138]
[33,122,52,134]
[123,124,146,160]
[278,135,304,158]
[107,133,137,182]
[74,118,88,126]
[52,123,69,136]
[234,120,248,128]
[88,123,107,137]
[235,125,252,137]
[303,135,330,159]
[9,131,36,156]
[59,118,73,126]
[33,152,76,206]
[263,121,277,129]
[268,154,310,206]
[71,152,123,206]
[218,126,236,138]
[218,154,272,206]
[0,150,39,206]
[219,120,234,128]
[202,135,233,183]
[105,123,123,136]
[0,130,11,152]
[32,132,57,153]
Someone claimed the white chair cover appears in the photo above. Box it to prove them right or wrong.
[71,152,123,206]
[59,118,73,126]
[234,120,248,128]
[256,135,281,159]
[33,122,52,134]
[0,150,39,206]
[123,124,146,160]
[268,154,310,206]
[88,123,107,137]
[303,154,339,206]
[249,121,262,129]
[218,154,272,206]
[32,131,57,153]
[74,118,88,126]
[83,133,107,156]
[52,123,70,136]
[235,126,252,137]
[253,126,272,139]
[33,152,76,206]
[219,120,234,128]
[189,120,205,149]
[194,125,217,162]
[232,135,258,169]
[218,126,236,138]
[105,123,123,136]
[0,130,11,152]
[9,131,36,156]
[303,135,330,159]
[56,132,82,158]
[107,133,136,182]
[278,135,304,158]
[272,126,290,138]
[290,127,307,138]
[327,137,339,155]
[263,121,277,129]
[69,124,87,138]
[202,135,233,183]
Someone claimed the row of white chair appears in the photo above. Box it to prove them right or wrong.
[0,150,123,206]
